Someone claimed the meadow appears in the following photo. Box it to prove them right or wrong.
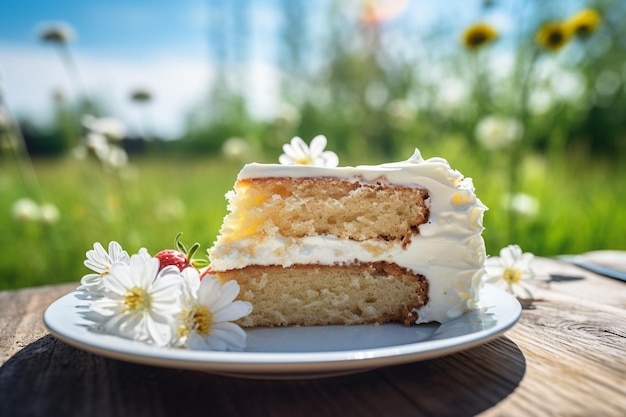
[2,142,625,291]
[2,1,625,290]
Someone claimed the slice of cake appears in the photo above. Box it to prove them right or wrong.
[208,136,487,327]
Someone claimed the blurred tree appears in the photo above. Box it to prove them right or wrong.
[176,0,624,159]
[278,0,308,103]
[571,0,626,155]
[181,0,256,154]
[50,89,80,151]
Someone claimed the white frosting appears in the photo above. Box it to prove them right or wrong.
[209,149,488,324]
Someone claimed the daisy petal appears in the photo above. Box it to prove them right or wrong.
[197,276,223,306]
[145,313,174,347]
[210,322,247,351]
[290,136,310,158]
[309,135,327,157]
[210,280,241,309]
[213,300,253,322]
[204,336,228,351]
[319,151,339,167]
[279,154,293,165]
[107,241,129,263]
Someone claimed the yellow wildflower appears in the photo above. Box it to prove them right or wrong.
[535,21,572,51]
[566,8,601,38]
[462,23,498,50]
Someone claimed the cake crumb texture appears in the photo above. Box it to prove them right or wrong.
[221,177,430,244]
[216,262,429,327]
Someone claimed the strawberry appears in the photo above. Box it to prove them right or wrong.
[154,233,209,272]
[154,249,190,271]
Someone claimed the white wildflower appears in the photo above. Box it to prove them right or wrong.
[274,103,301,126]
[549,68,586,102]
[176,269,252,351]
[82,115,126,141]
[502,193,540,217]
[222,137,253,161]
[83,132,110,161]
[279,135,339,167]
[0,107,10,130]
[39,202,61,224]
[475,116,524,150]
[528,89,555,116]
[484,244,535,300]
[104,145,128,168]
[12,198,40,222]
[78,242,254,351]
[436,78,469,113]
[79,241,130,297]
[386,99,416,128]
[90,254,182,347]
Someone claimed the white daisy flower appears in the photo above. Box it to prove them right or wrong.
[82,115,126,141]
[104,145,129,169]
[222,137,253,161]
[279,135,339,167]
[12,198,40,222]
[39,202,61,224]
[484,244,535,300]
[475,115,524,150]
[84,132,110,161]
[79,241,130,297]
[176,269,252,351]
[501,192,540,218]
[90,254,182,347]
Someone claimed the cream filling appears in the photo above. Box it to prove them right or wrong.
[210,234,486,324]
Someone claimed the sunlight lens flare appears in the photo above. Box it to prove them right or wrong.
[360,0,409,24]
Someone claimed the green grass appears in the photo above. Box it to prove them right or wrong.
[0,155,241,290]
[1,146,625,290]
[432,141,626,259]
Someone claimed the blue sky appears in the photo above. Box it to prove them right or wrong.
[0,0,583,138]
[0,0,467,138]
[0,0,210,58]
[0,0,283,137]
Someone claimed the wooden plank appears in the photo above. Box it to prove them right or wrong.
[379,337,526,416]
[0,334,424,417]
[0,283,76,364]
[532,256,626,308]
[481,287,626,416]
[0,256,625,416]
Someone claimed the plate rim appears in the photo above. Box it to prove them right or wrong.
[43,284,521,377]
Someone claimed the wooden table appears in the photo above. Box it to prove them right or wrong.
[1,253,625,417]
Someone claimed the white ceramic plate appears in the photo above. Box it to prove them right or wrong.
[44,284,521,379]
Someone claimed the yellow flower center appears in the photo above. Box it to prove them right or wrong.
[179,305,215,338]
[503,267,522,284]
[123,287,150,312]
[294,156,314,165]
[548,31,564,45]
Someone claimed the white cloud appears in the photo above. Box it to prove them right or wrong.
[245,61,282,120]
[0,41,285,139]
[0,42,213,138]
